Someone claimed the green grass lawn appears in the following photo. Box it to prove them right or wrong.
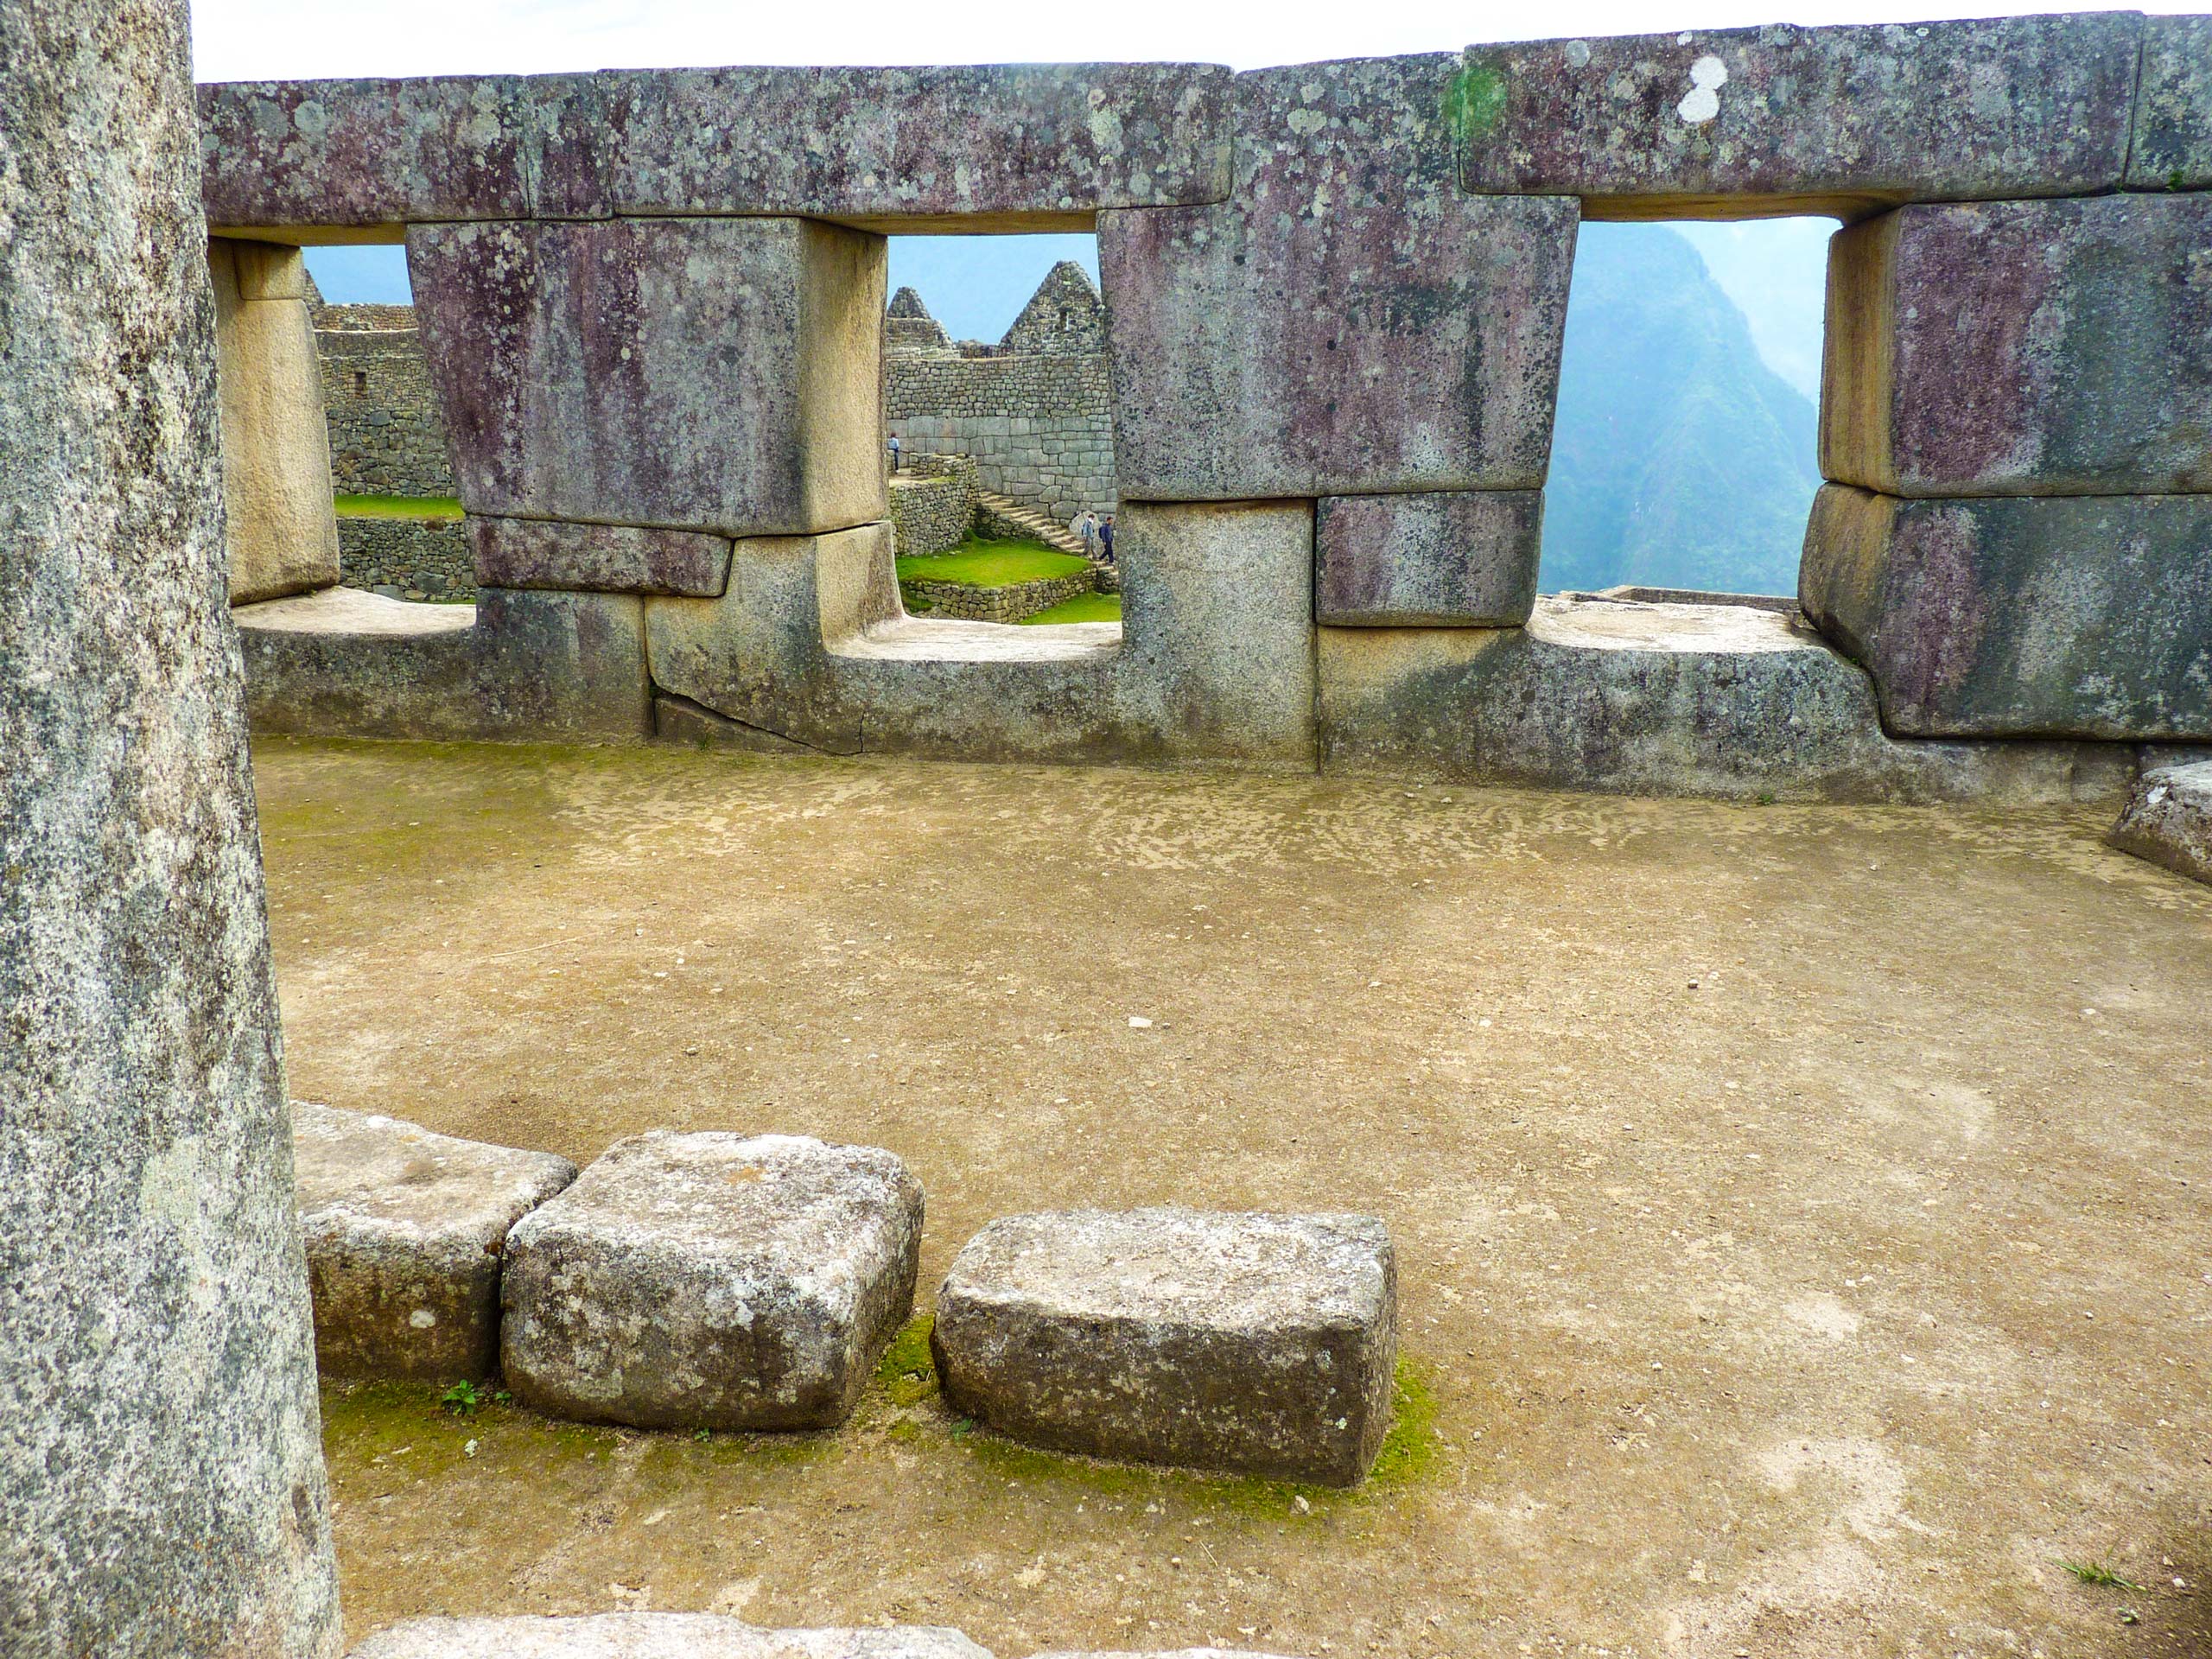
[894,538,1087,587]
[334,493,464,521]
[1020,591,1122,626]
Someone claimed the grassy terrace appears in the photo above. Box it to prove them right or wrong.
[334,493,464,520]
[1020,590,1122,625]
[894,538,1088,587]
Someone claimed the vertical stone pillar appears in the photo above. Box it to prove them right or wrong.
[0,3,344,1655]
[209,237,343,604]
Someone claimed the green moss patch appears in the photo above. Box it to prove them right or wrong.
[874,1314,940,1408]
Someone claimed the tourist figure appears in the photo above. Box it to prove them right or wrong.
[887,433,902,474]
[1098,514,1116,563]
[1071,509,1098,556]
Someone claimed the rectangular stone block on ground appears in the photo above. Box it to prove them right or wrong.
[293,1103,577,1381]
[210,238,340,603]
[408,217,884,536]
[593,63,1232,228]
[2130,15,2212,191]
[1315,491,1541,626]
[200,76,531,233]
[1800,486,2212,740]
[931,1209,1396,1486]
[2107,761,2212,886]
[471,517,734,596]
[1823,195,2212,497]
[1102,55,1577,500]
[502,1132,924,1430]
[348,1614,990,1657]
[1454,15,2139,217]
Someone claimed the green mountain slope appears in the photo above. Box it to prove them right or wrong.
[1541,223,1823,598]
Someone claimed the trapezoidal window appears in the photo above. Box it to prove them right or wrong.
[1541,218,1832,605]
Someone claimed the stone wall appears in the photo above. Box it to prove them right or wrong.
[888,454,978,556]
[887,353,1116,525]
[316,306,456,498]
[337,516,473,599]
[902,567,1096,623]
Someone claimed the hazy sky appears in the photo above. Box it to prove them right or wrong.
[189,0,2184,80]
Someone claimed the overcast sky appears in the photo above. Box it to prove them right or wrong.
[189,0,2183,80]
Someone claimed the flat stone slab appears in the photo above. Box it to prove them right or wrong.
[931,1209,1397,1486]
[1315,491,1541,626]
[294,1103,577,1381]
[470,517,734,597]
[2130,15,2212,190]
[502,1132,924,1430]
[1822,194,2212,496]
[347,1615,990,1657]
[2108,761,2212,886]
[1455,15,2139,216]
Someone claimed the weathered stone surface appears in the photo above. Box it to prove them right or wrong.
[200,75,531,232]
[238,586,652,743]
[2107,761,2212,886]
[932,1209,1396,1486]
[471,518,733,597]
[212,238,341,602]
[409,219,880,538]
[502,1133,924,1430]
[1315,491,1541,626]
[1823,195,2212,497]
[2129,16,2212,191]
[0,2,341,1650]
[1317,599,2139,804]
[590,63,1231,228]
[1455,15,2139,217]
[645,503,1313,768]
[1800,486,2212,740]
[350,1614,991,1658]
[1102,56,1577,500]
[1033,1652,1310,1659]
[292,1103,576,1382]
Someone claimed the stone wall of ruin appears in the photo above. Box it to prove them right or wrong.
[202,21,2212,796]
[316,308,457,499]
[887,353,1116,524]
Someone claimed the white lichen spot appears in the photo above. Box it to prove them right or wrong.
[1085,105,1126,156]
[409,1308,437,1328]
[1563,40,1592,69]
[1677,55,1727,124]
[1286,107,1329,137]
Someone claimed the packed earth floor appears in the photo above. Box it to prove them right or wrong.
[252,738,2212,1659]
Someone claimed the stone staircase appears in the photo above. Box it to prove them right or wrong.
[974,488,1088,556]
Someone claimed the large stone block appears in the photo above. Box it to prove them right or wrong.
[1,2,341,1649]
[349,1615,991,1658]
[1823,196,2212,497]
[2107,761,2212,886]
[1800,486,2212,740]
[2130,16,2212,192]
[292,1103,577,1382]
[502,1133,925,1430]
[1315,491,1541,626]
[931,1209,1397,1486]
[590,63,1232,229]
[1317,598,2138,804]
[1109,501,1317,766]
[238,586,652,743]
[471,517,733,597]
[211,238,340,603]
[1454,15,2139,218]
[408,218,885,536]
[199,76,531,233]
[1101,56,1577,500]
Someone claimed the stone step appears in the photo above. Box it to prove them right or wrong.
[975,488,1089,556]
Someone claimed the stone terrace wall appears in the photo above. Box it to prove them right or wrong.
[887,353,1116,525]
[888,454,979,556]
[316,306,456,498]
[337,516,472,600]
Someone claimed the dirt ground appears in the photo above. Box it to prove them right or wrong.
[252,736,2212,1659]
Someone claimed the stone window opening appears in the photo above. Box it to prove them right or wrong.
[1537,216,1834,611]
[879,232,1122,634]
